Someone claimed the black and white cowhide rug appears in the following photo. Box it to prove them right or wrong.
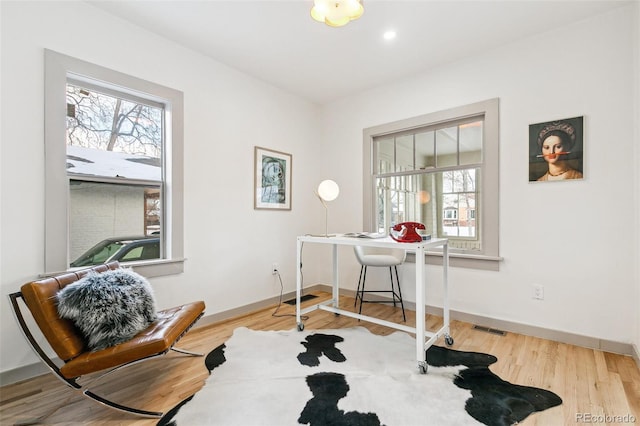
[159,327,561,426]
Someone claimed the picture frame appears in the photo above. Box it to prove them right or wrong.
[528,116,584,182]
[254,146,292,210]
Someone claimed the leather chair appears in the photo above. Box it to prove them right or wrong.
[353,246,406,322]
[8,261,205,420]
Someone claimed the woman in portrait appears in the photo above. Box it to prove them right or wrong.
[535,121,583,181]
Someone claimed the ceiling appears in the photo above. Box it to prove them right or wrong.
[87,1,628,105]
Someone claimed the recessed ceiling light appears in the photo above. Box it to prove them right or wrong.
[383,30,397,41]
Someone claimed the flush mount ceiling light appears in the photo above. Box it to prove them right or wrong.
[311,0,364,28]
[383,30,397,40]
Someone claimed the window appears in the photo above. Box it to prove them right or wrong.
[45,50,184,277]
[441,169,476,238]
[66,81,164,264]
[363,99,501,270]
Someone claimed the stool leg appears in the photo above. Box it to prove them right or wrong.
[393,265,406,322]
[358,266,368,316]
[388,267,398,307]
[355,265,365,307]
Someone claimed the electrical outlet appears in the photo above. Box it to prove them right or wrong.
[272,263,279,275]
[533,284,544,300]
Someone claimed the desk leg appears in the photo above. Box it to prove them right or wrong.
[296,238,304,331]
[332,244,339,308]
[416,245,427,373]
[443,241,453,345]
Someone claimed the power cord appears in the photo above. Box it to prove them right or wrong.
[271,269,309,320]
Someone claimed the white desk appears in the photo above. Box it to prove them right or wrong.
[295,235,451,373]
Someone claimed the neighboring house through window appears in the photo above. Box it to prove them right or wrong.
[363,99,501,270]
[44,50,184,277]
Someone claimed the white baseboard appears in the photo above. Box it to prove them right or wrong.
[0,285,327,386]
[1,361,54,387]
[194,284,327,328]
[331,285,636,357]
[3,284,638,386]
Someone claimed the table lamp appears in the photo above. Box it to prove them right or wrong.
[315,179,339,237]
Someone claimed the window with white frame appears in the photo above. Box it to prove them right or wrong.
[44,50,184,277]
[363,99,500,270]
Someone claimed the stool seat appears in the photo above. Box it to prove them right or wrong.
[354,246,406,266]
[357,253,404,267]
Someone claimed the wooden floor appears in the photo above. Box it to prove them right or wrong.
[1,292,639,425]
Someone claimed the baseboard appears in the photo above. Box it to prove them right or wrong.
[2,284,638,385]
[446,308,635,356]
[195,284,327,328]
[0,360,54,387]
[318,284,638,358]
[0,285,327,387]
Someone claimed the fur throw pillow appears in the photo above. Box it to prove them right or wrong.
[57,268,157,351]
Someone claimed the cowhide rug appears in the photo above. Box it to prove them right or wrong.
[159,327,561,426]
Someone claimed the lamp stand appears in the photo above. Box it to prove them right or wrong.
[322,202,335,238]
[310,192,335,238]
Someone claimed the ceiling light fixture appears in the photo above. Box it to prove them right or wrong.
[383,30,397,40]
[311,0,364,28]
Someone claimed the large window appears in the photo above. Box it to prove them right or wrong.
[45,50,184,277]
[66,81,164,263]
[363,99,500,270]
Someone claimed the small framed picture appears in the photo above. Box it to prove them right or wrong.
[254,146,292,210]
[529,116,584,182]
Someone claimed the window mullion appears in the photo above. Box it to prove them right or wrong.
[68,174,161,187]
[376,163,482,179]
[68,76,164,109]
[456,125,461,165]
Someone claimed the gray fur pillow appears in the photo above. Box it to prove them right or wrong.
[57,268,157,351]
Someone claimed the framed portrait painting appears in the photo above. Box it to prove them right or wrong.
[254,146,292,210]
[529,116,584,182]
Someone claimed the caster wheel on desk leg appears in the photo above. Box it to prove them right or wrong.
[297,323,304,331]
[418,362,428,374]
[444,335,454,346]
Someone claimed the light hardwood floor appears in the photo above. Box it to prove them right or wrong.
[1,292,639,425]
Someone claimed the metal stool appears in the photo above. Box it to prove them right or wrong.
[353,246,406,322]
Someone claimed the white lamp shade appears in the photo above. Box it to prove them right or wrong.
[317,179,339,201]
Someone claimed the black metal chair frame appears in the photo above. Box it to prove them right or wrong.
[8,291,203,422]
[354,264,407,322]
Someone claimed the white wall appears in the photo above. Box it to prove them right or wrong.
[0,1,324,375]
[1,1,638,380]
[318,5,639,346]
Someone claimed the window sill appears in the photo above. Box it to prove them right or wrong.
[127,258,186,278]
[43,258,185,279]
[407,251,502,271]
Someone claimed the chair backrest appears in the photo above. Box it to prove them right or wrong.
[353,246,406,267]
[19,262,120,361]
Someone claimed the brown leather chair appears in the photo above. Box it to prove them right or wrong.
[8,261,205,420]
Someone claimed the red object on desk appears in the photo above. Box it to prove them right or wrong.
[389,222,425,243]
